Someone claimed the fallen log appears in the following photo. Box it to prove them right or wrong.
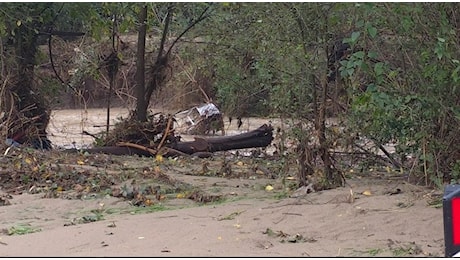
[170,124,274,155]
[74,124,273,157]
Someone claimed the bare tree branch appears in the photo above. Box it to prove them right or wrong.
[166,4,212,56]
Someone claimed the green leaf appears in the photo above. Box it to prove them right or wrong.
[342,37,352,44]
[367,51,378,59]
[452,66,460,83]
[367,26,377,38]
[366,83,377,92]
[351,31,361,42]
[388,70,399,79]
[374,62,384,76]
[434,46,443,60]
[353,51,365,59]
[347,68,355,76]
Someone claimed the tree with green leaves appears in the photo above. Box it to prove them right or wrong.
[0,3,83,149]
[340,3,460,185]
[185,3,349,187]
[183,2,460,187]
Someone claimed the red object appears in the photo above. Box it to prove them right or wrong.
[11,131,25,143]
[452,198,460,245]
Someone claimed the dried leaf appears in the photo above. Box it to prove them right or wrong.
[155,154,164,163]
[362,190,372,196]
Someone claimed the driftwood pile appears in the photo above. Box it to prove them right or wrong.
[80,113,273,157]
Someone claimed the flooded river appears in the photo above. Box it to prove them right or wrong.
[47,107,130,149]
[46,107,277,149]
[46,107,394,157]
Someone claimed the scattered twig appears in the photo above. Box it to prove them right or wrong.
[377,143,402,169]
[282,212,303,216]
[117,142,157,155]
[161,147,190,157]
[354,142,396,167]
[217,210,246,221]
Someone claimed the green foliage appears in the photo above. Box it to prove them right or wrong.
[339,3,460,184]
[451,160,460,184]
[7,224,41,236]
[185,2,460,185]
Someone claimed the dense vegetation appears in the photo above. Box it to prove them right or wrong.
[0,3,459,188]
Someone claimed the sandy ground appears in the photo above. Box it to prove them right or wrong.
[0,108,445,257]
[0,176,444,257]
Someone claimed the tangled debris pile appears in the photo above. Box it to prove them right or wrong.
[0,148,227,207]
[0,106,274,208]
[103,113,174,147]
[82,109,273,158]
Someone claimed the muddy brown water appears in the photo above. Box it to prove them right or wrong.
[47,108,131,149]
[46,107,278,149]
[46,107,394,158]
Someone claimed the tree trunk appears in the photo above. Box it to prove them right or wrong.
[132,4,210,122]
[134,4,148,122]
[318,78,333,181]
[6,22,51,149]
[143,6,173,112]
[78,124,274,157]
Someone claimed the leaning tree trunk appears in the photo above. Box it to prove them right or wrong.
[142,5,173,115]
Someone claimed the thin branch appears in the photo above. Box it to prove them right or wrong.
[166,4,212,56]
[117,142,157,155]
[157,4,174,62]
[48,34,66,85]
